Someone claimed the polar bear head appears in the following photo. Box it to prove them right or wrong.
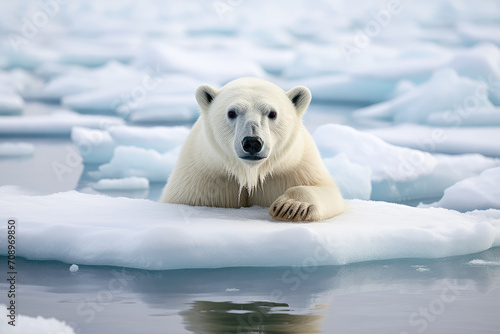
[194,77,311,191]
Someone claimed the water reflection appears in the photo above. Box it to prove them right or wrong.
[181,301,324,334]
[0,248,499,334]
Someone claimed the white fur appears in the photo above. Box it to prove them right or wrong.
[160,77,346,221]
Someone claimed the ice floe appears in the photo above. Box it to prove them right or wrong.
[0,189,498,270]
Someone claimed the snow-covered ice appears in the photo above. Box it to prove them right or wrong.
[0,142,34,157]
[1,304,75,334]
[92,177,150,190]
[0,188,498,270]
[427,167,500,211]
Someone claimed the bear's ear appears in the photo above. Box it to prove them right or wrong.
[286,86,312,116]
[195,84,219,113]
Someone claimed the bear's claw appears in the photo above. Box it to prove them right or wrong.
[269,197,319,222]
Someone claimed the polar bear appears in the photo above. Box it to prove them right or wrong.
[160,77,346,221]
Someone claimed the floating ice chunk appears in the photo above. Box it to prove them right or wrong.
[458,23,500,45]
[0,110,124,136]
[0,69,44,114]
[314,124,437,182]
[354,69,494,124]
[315,124,500,202]
[89,146,181,182]
[428,167,500,211]
[372,153,500,203]
[291,75,397,104]
[47,63,201,114]
[0,91,24,115]
[71,125,189,164]
[0,142,34,157]
[92,177,150,190]
[447,44,500,105]
[468,259,500,266]
[0,304,75,334]
[56,36,139,67]
[0,69,43,96]
[69,264,79,272]
[40,61,144,101]
[70,127,115,164]
[118,94,198,123]
[323,153,372,200]
[369,124,500,157]
[426,108,500,126]
[0,42,60,70]
[0,189,498,270]
[132,43,266,83]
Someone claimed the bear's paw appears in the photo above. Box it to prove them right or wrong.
[269,196,320,222]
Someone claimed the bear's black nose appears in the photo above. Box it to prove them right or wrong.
[242,136,263,155]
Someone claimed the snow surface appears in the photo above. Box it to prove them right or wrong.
[92,177,150,190]
[427,167,500,211]
[0,142,34,157]
[1,304,75,334]
[0,188,498,270]
[0,110,124,136]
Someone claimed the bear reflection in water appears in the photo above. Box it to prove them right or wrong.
[181,300,325,333]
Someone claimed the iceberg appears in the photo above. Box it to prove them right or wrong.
[0,189,498,270]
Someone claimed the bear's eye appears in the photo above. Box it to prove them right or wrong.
[227,110,237,119]
[268,111,277,119]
